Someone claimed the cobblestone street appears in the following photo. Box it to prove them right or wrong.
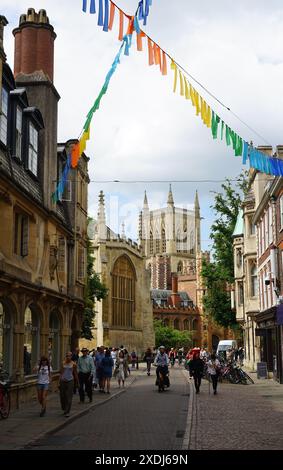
[1,366,283,450]
[189,371,283,450]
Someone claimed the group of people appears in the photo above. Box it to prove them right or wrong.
[34,345,135,418]
[188,349,221,395]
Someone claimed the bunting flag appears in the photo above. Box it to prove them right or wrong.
[51,154,72,203]
[52,34,133,202]
[80,0,279,178]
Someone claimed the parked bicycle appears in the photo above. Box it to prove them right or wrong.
[0,369,11,419]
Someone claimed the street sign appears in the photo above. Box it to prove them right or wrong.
[257,362,268,379]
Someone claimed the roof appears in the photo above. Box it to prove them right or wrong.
[232,209,244,237]
[151,289,191,302]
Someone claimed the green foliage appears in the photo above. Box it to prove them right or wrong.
[201,172,248,328]
[81,219,108,340]
[153,320,193,350]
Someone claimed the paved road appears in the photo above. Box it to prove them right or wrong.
[189,373,283,450]
[29,366,190,450]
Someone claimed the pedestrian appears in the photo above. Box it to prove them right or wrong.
[188,351,204,394]
[77,348,95,403]
[23,345,31,376]
[59,352,78,417]
[130,350,137,369]
[101,349,114,394]
[238,346,244,366]
[207,353,221,395]
[123,348,130,375]
[114,350,127,387]
[143,347,154,375]
[95,346,105,392]
[34,356,52,417]
[111,347,117,362]
[71,346,80,394]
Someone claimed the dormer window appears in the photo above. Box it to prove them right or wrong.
[28,122,38,175]
[15,106,23,159]
[0,87,8,145]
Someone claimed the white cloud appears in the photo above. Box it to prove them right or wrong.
[2,0,283,248]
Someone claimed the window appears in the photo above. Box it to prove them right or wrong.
[251,265,258,297]
[112,256,135,327]
[149,231,153,255]
[248,216,255,235]
[177,261,183,274]
[28,122,38,175]
[15,106,22,159]
[238,282,244,306]
[58,237,66,273]
[155,231,160,253]
[0,88,8,145]
[24,306,40,376]
[183,319,189,330]
[174,319,180,330]
[14,213,29,257]
[269,206,272,245]
[161,229,166,253]
[78,245,85,280]
[236,248,242,268]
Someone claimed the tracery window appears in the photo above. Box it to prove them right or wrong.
[112,256,135,327]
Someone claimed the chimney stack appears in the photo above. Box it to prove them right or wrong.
[13,8,56,82]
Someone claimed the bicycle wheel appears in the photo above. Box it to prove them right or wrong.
[242,371,254,384]
[0,389,10,419]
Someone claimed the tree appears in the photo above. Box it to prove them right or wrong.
[81,219,108,340]
[153,320,192,350]
[201,172,248,329]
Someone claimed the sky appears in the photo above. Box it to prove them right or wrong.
[1,0,283,250]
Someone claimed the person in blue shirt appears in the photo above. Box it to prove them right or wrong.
[101,349,114,394]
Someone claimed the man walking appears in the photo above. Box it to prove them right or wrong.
[189,351,204,394]
[77,348,95,403]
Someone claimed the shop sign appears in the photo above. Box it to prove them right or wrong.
[257,362,268,379]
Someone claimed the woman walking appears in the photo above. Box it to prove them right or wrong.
[101,349,114,394]
[143,348,154,376]
[207,353,221,395]
[35,356,52,417]
[59,352,78,417]
[115,350,127,388]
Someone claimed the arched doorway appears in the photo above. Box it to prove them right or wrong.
[49,311,61,370]
[0,300,14,375]
[24,305,40,375]
[112,256,136,328]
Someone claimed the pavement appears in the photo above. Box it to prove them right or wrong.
[0,368,138,450]
[1,364,283,450]
[188,369,283,450]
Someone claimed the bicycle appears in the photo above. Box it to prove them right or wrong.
[0,370,11,419]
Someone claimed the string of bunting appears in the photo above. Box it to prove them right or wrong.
[51,33,133,202]
[81,0,281,177]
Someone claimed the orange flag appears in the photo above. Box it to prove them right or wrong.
[148,38,154,66]
[153,43,161,67]
[118,10,124,41]
[126,16,134,35]
[137,32,143,51]
[71,143,80,169]
[161,51,167,75]
[108,2,115,30]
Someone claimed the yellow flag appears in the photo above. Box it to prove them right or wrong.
[179,71,184,96]
[184,78,190,100]
[79,128,90,155]
[190,84,195,107]
[206,105,212,128]
[194,90,200,115]
[171,60,178,93]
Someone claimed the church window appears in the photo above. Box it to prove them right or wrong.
[162,229,166,253]
[112,256,135,328]
[150,231,153,255]
[177,261,183,274]
[155,231,160,253]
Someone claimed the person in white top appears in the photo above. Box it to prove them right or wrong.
[34,356,52,416]
[207,353,221,395]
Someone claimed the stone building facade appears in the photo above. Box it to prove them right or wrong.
[0,10,88,408]
[80,192,154,355]
[139,187,201,289]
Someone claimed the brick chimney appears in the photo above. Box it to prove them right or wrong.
[13,8,56,82]
[171,273,180,307]
[13,9,60,209]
